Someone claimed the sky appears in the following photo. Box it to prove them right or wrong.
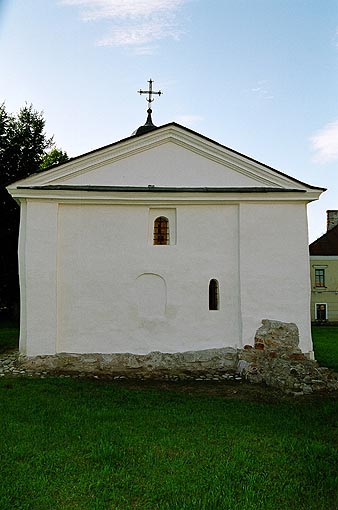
[0,0,337,242]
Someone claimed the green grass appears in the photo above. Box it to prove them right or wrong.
[0,321,19,353]
[0,377,338,510]
[0,322,338,509]
[312,326,338,372]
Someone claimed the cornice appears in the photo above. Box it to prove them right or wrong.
[8,186,321,204]
[7,124,323,193]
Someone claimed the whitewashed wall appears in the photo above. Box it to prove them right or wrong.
[62,143,269,188]
[239,202,312,353]
[12,127,318,357]
[19,200,58,356]
[19,199,312,356]
[57,203,240,355]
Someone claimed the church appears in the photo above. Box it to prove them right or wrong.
[7,81,324,365]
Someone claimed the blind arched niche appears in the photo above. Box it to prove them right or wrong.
[136,273,166,318]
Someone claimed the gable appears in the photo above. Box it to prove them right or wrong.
[7,123,324,202]
[46,142,277,188]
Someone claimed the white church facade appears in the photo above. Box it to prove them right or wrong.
[8,122,324,360]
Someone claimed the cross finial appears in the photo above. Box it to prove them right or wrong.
[138,78,162,118]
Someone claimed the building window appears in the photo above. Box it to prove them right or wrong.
[148,209,176,246]
[315,303,327,321]
[153,216,169,245]
[209,279,219,310]
[315,268,325,287]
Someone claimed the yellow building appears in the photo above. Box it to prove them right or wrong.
[309,211,338,323]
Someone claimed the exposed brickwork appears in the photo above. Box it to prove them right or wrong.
[239,319,338,395]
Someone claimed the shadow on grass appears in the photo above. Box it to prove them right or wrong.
[0,320,19,353]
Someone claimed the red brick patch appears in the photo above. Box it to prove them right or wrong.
[255,342,265,351]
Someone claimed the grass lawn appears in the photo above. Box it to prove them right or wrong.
[0,377,338,510]
[0,323,338,509]
[312,326,338,372]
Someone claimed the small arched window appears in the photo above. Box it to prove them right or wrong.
[153,216,169,245]
[209,279,219,310]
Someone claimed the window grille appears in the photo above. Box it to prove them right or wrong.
[209,279,219,310]
[315,268,325,287]
[153,216,169,245]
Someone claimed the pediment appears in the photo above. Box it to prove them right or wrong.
[8,123,324,197]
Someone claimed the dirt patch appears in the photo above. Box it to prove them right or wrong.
[3,348,338,402]
[91,377,338,403]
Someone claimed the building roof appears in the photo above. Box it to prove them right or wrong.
[7,122,325,206]
[16,122,326,192]
[309,224,338,256]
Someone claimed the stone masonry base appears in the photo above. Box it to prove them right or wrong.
[19,320,338,396]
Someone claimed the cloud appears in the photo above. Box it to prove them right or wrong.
[60,0,187,49]
[250,80,274,100]
[131,45,158,56]
[97,14,183,47]
[310,120,338,163]
[61,0,185,20]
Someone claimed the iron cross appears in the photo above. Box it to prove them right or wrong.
[138,79,162,110]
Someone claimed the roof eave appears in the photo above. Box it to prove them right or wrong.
[7,185,322,204]
[7,122,326,194]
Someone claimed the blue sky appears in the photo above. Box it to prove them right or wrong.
[1,0,337,241]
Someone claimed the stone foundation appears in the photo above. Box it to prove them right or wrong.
[18,320,338,395]
[20,347,239,381]
[238,319,338,395]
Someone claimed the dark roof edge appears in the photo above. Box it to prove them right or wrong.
[309,223,338,250]
[26,122,326,192]
[165,123,326,192]
[18,185,307,193]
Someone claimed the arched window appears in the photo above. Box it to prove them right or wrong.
[209,279,219,310]
[153,216,169,245]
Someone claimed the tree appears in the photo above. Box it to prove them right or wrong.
[39,147,69,171]
[0,103,66,319]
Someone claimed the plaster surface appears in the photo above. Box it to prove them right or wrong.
[57,203,240,355]
[9,125,320,357]
[62,143,274,188]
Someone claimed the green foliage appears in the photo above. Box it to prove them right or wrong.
[39,147,69,170]
[0,103,53,185]
[0,102,65,317]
